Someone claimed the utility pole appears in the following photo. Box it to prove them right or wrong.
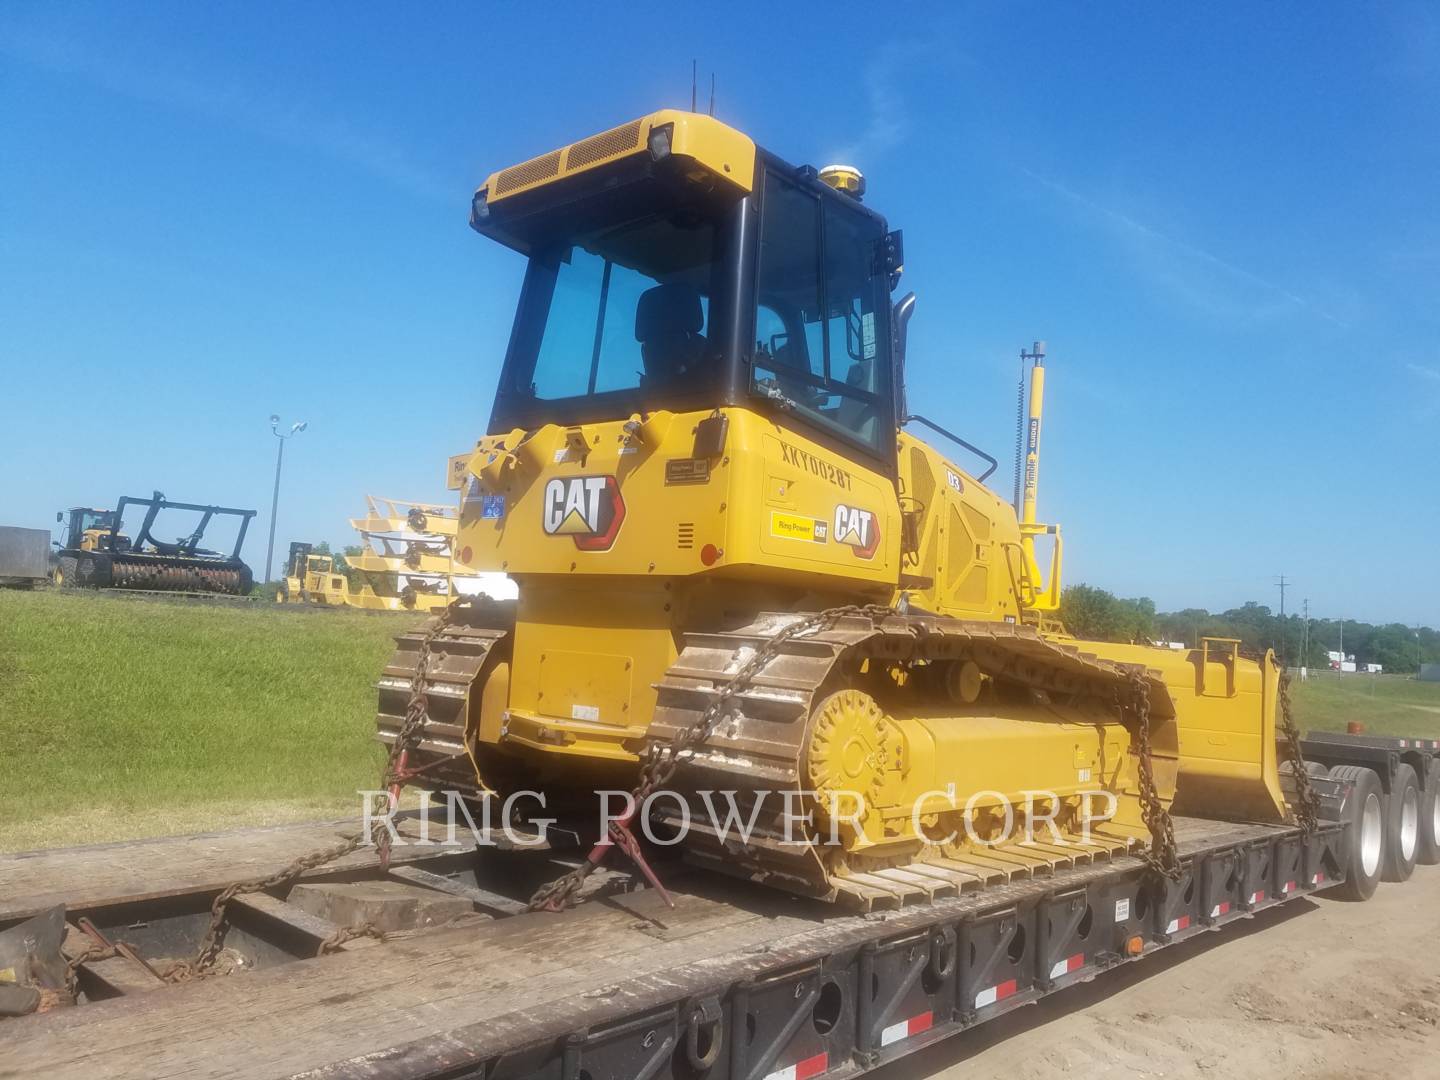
[1275,574,1289,662]
[1300,598,1310,672]
[265,415,307,585]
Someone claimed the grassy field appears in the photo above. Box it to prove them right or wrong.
[0,589,421,850]
[1290,669,1440,737]
[4,589,1438,852]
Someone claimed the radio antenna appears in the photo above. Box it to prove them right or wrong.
[691,60,697,112]
[709,72,715,116]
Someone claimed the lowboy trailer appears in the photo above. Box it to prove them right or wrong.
[1,729,1435,1080]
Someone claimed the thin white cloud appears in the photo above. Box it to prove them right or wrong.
[1023,168,1348,329]
[830,41,929,165]
[0,28,453,203]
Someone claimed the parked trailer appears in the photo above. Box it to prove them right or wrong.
[0,733,1434,1080]
[0,525,51,588]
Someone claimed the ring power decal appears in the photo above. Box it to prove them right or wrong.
[770,511,828,543]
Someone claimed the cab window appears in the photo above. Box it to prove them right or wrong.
[510,213,719,402]
[751,172,889,453]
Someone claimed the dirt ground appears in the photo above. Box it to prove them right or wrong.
[877,864,1440,1080]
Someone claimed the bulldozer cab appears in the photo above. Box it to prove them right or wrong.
[286,542,334,579]
[478,117,901,474]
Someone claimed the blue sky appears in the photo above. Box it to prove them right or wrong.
[2,3,1436,625]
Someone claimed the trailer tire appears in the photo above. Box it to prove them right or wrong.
[1331,765,1384,901]
[1382,763,1421,882]
[1416,764,1440,866]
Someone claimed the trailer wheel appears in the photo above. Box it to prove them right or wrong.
[1382,763,1421,882]
[1331,765,1384,901]
[1416,764,1440,866]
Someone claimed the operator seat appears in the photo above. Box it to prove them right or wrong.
[635,283,706,385]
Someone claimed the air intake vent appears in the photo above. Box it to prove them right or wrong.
[494,149,563,196]
[677,523,695,549]
[564,120,644,171]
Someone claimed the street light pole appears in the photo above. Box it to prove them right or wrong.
[264,414,307,585]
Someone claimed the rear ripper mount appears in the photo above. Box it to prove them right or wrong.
[56,491,257,594]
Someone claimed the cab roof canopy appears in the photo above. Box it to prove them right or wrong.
[469,110,756,256]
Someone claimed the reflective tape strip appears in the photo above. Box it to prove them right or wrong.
[879,1010,934,1047]
[1210,901,1231,917]
[764,1051,828,1080]
[1282,880,1297,894]
[1249,890,1266,904]
[1048,953,1084,980]
[974,979,1019,1009]
[1312,872,1326,885]
[1165,915,1191,934]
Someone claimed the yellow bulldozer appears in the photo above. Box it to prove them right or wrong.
[275,542,350,605]
[376,111,1298,909]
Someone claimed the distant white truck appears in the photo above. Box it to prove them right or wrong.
[0,526,51,588]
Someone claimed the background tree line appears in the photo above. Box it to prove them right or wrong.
[1059,584,1438,673]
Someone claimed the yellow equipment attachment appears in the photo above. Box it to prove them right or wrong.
[348,495,512,612]
[377,110,1294,908]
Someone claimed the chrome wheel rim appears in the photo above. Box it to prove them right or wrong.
[1361,792,1383,877]
[1401,787,1419,862]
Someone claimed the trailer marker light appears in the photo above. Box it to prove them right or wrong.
[1124,935,1145,956]
[1210,901,1231,917]
[1165,915,1191,934]
[700,543,720,566]
[879,1010,934,1047]
[1048,953,1084,980]
[764,1050,828,1080]
[974,979,1018,1009]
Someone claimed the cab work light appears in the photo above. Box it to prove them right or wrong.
[647,123,674,162]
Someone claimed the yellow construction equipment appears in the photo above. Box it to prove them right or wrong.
[276,542,350,605]
[53,492,256,594]
[347,495,506,612]
[376,110,1293,908]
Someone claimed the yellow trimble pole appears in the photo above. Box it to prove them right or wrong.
[1020,361,1045,574]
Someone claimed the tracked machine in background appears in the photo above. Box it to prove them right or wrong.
[377,111,1297,908]
[53,492,256,594]
[276,542,350,605]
